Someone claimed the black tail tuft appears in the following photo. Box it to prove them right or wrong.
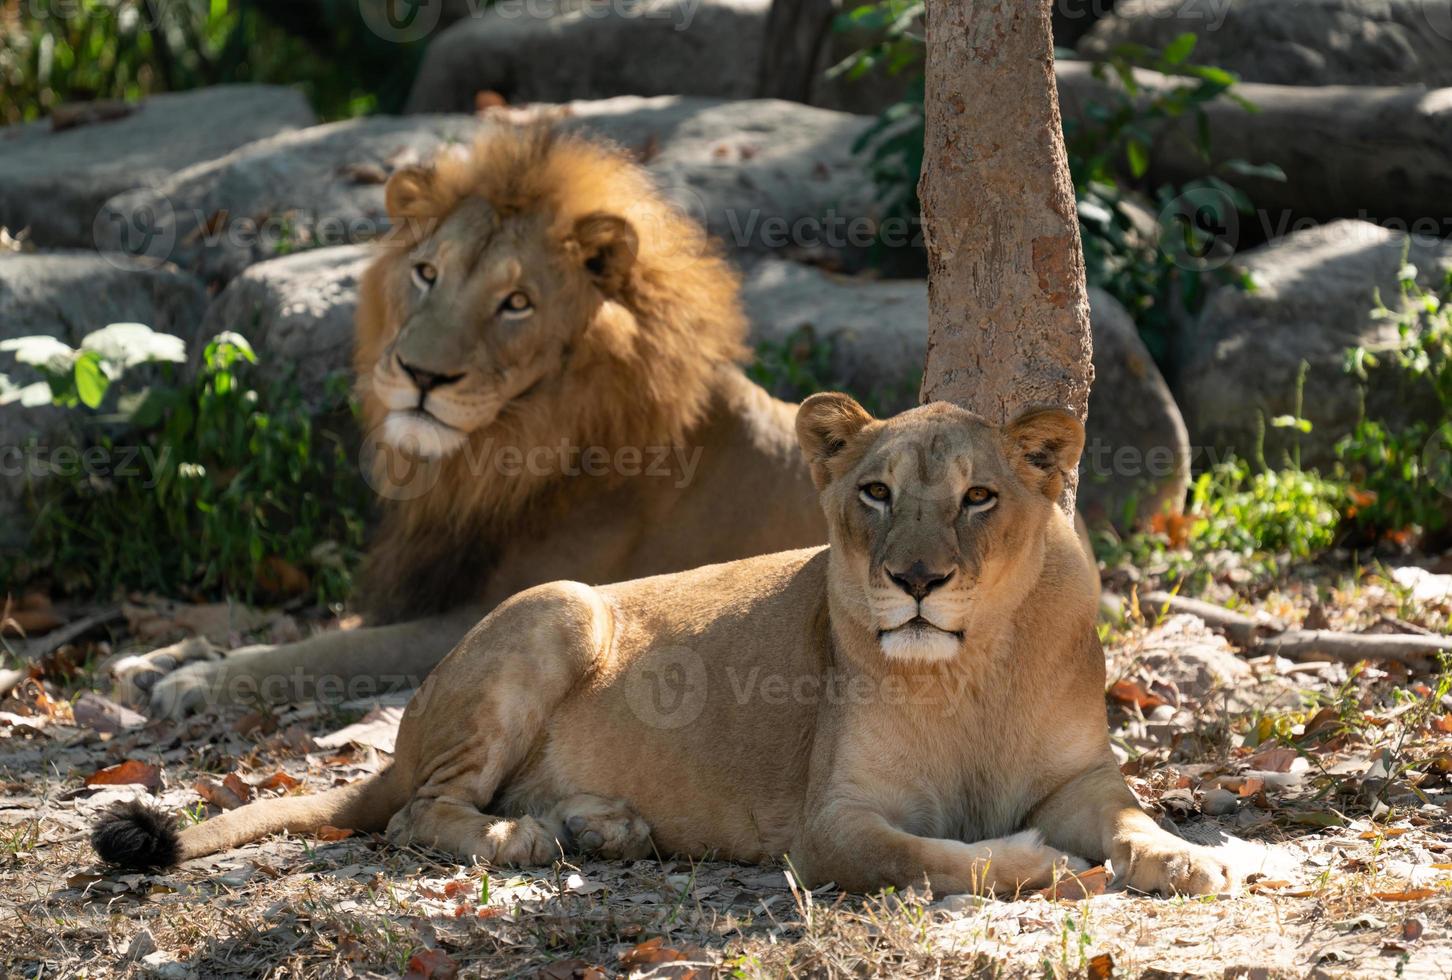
[91,800,182,870]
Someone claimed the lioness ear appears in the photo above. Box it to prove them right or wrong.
[385,165,440,222]
[1004,407,1085,500]
[571,212,639,296]
[796,392,875,490]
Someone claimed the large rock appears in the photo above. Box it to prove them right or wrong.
[1178,220,1452,468]
[98,99,881,285]
[406,0,769,113]
[0,86,316,250]
[199,245,374,393]
[95,116,488,287]
[742,262,1189,525]
[1081,0,1452,89]
[0,253,210,547]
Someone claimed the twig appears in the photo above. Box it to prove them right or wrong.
[1140,591,1448,671]
[9,606,124,663]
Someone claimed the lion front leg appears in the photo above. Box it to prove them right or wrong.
[1030,763,1236,896]
[794,808,1083,897]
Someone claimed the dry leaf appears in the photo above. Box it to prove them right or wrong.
[1372,889,1436,902]
[1108,679,1167,712]
[86,760,162,791]
[1402,917,1425,942]
[403,948,459,980]
[1358,827,1411,840]
[256,771,300,793]
[536,959,607,980]
[1247,746,1300,772]
[1087,951,1115,979]
[194,773,251,810]
[619,937,687,970]
[73,691,146,734]
[1038,865,1109,900]
[315,825,353,841]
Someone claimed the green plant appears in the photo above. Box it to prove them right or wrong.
[0,0,426,124]
[2,326,367,604]
[1337,262,1452,540]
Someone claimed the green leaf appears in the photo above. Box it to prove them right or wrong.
[1126,139,1150,178]
[1222,159,1287,183]
[1162,32,1197,65]
[74,351,110,409]
[81,322,187,369]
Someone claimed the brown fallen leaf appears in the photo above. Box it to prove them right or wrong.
[403,948,459,980]
[1402,917,1425,942]
[1358,827,1411,840]
[1038,865,1109,901]
[86,760,162,792]
[619,937,688,971]
[73,691,147,734]
[1108,679,1167,712]
[1430,714,1452,734]
[315,825,353,841]
[1372,889,1436,902]
[536,959,607,980]
[1086,951,1115,979]
[195,773,251,810]
[256,771,301,793]
[1246,745,1300,772]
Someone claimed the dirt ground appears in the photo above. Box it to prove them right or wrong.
[3,563,1451,979]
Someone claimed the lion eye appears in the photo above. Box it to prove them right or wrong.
[412,262,438,289]
[860,482,891,506]
[499,290,533,317]
[964,486,997,509]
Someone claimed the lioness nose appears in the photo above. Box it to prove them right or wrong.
[398,357,465,393]
[887,561,955,601]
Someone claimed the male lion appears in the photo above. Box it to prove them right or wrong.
[112,127,825,718]
[96,394,1234,896]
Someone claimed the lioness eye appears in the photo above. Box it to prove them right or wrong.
[964,487,997,508]
[499,290,533,316]
[412,262,438,289]
[860,482,891,505]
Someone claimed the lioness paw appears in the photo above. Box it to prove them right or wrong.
[1114,833,1234,895]
[550,794,652,860]
[986,830,1090,891]
[111,637,222,716]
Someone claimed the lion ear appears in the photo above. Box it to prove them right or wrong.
[571,212,639,296]
[385,165,441,223]
[1004,407,1085,500]
[796,393,875,490]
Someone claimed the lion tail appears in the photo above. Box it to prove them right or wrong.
[91,765,408,870]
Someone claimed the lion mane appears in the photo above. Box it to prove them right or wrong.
[351,127,748,622]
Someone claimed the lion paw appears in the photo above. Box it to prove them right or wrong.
[111,637,222,717]
[551,794,652,860]
[990,830,1090,890]
[1113,832,1235,895]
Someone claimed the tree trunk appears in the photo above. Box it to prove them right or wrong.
[754,0,841,103]
[918,0,1093,508]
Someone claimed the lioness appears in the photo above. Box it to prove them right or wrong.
[96,394,1233,896]
[113,127,825,718]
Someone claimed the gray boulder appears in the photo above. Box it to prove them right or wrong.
[0,86,315,250]
[0,253,209,547]
[95,116,488,287]
[1178,220,1452,468]
[1081,0,1452,89]
[199,245,374,394]
[406,0,769,114]
[97,98,880,285]
[742,261,1189,526]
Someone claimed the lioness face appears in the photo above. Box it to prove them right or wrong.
[797,394,1084,663]
[367,166,638,459]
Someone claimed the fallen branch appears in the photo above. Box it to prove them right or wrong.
[6,606,124,663]
[1140,591,1448,671]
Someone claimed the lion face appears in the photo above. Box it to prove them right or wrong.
[797,394,1084,663]
[365,166,639,459]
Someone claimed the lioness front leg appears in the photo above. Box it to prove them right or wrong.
[112,607,485,718]
[796,809,1084,897]
[1030,763,1235,895]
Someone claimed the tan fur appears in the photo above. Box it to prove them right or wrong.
[151,396,1232,897]
[112,128,824,717]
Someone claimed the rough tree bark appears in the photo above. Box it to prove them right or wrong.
[918,0,1093,508]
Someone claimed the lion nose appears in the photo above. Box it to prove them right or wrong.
[887,561,955,601]
[398,357,465,393]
